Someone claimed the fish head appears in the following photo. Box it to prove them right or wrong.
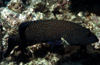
[65,28,99,45]
[83,29,99,45]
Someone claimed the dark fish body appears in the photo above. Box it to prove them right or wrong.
[3,20,99,58]
[19,20,98,45]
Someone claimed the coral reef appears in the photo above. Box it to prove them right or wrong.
[0,0,100,65]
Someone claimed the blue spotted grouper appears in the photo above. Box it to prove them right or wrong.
[3,20,99,58]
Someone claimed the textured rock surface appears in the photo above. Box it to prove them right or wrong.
[0,0,100,65]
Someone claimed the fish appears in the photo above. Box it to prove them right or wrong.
[2,20,99,58]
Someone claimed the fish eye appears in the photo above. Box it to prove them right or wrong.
[86,32,91,37]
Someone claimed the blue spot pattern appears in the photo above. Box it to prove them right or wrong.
[19,20,98,45]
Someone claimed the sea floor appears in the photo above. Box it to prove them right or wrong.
[0,0,100,65]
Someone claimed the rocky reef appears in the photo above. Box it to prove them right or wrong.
[0,0,100,65]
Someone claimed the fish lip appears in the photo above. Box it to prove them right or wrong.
[91,39,99,44]
[96,38,99,42]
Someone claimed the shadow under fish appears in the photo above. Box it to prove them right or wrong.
[2,20,99,58]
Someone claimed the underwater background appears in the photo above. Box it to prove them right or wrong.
[0,0,100,65]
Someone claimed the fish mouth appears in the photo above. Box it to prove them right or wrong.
[91,38,99,44]
[95,38,99,42]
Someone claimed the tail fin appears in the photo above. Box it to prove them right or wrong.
[2,37,16,58]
